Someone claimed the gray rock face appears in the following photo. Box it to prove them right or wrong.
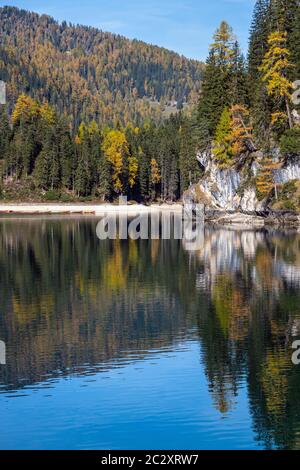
[274,158,300,184]
[200,165,241,210]
[240,188,265,213]
[192,150,300,213]
[196,151,211,170]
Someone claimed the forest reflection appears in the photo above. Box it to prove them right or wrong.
[0,216,300,449]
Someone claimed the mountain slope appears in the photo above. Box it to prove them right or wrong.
[0,6,204,126]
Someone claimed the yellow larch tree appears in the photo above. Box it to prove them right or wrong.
[150,158,161,185]
[127,156,138,189]
[259,31,294,129]
[102,129,129,194]
[256,156,281,199]
[12,94,40,124]
[150,158,161,199]
[229,104,254,156]
[39,101,56,125]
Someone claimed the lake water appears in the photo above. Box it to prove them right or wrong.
[0,216,300,450]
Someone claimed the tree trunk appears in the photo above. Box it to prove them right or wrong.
[285,96,293,129]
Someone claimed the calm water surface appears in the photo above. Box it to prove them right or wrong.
[0,216,300,450]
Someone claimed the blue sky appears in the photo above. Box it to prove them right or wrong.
[0,0,256,60]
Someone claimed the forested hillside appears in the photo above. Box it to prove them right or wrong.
[0,1,299,207]
[0,6,204,126]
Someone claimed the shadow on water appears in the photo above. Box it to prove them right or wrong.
[0,216,300,449]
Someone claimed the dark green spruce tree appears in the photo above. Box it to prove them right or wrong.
[289,0,300,81]
[197,21,246,146]
[0,106,11,175]
[35,126,61,190]
[248,0,273,145]
[229,41,248,106]
[248,0,270,93]
[179,114,202,194]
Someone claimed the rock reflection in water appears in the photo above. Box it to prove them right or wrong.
[0,216,300,449]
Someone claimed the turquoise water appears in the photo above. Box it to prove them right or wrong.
[0,217,299,450]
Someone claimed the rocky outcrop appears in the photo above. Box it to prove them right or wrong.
[240,188,264,213]
[208,212,265,227]
[189,150,300,216]
[274,156,300,184]
[200,165,241,210]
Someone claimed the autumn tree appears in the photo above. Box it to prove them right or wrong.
[211,21,235,66]
[213,105,255,167]
[40,102,56,126]
[259,30,294,129]
[230,104,254,155]
[127,156,138,190]
[12,94,40,125]
[256,156,280,198]
[102,129,129,195]
[213,107,233,167]
[150,158,161,200]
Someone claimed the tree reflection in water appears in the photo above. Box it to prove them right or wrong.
[0,216,300,449]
